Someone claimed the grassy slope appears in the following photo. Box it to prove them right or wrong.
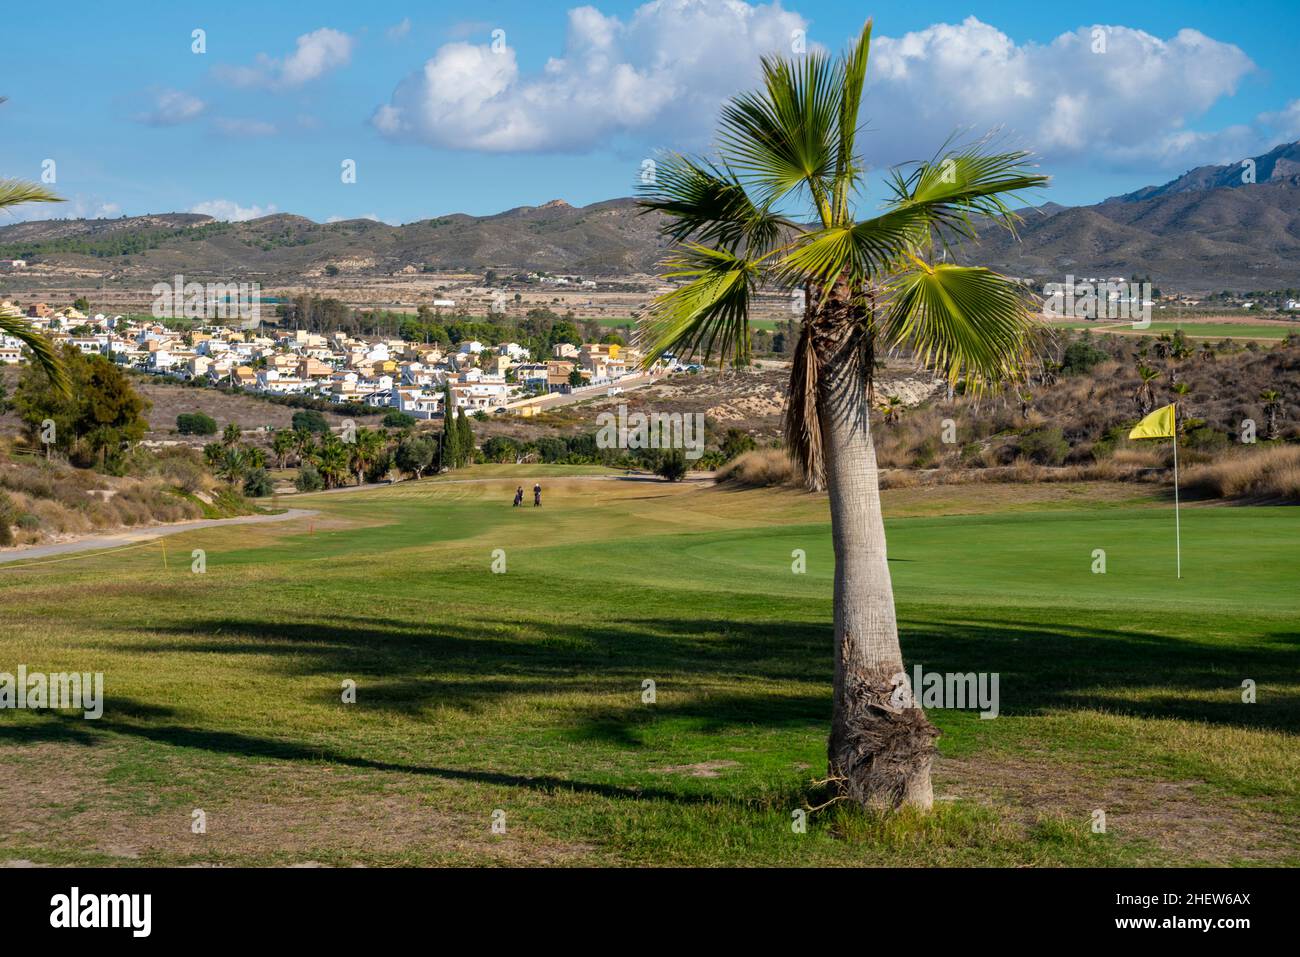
[0,474,1296,867]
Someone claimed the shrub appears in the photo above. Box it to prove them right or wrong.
[1017,427,1069,466]
[655,449,689,482]
[292,410,331,434]
[714,449,799,487]
[243,467,274,498]
[382,411,416,429]
[0,490,16,546]
[176,412,218,435]
[294,464,325,492]
[1061,339,1110,375]
[721,428,757,461]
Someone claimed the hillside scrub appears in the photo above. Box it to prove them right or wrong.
[1183,445,1300,502]
[0,444,236,547]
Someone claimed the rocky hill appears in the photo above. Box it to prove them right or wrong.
[3,142,1298,289]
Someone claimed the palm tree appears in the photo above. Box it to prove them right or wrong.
[1135,365,1160,415]
[1171,381,1192,423]
[291,427,315,467]
[637,20,1046,810]
[272,430,295,470]
[0,179,66,392]
[1260,390,1283,440]
[1018,389,1033,420]
[347,427,387,485]
[313,434,351,489]
[880,394,903,426]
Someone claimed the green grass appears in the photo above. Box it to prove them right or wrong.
[1047,320,1296,340]
[1,474,1296,866]
[596,315,785,332]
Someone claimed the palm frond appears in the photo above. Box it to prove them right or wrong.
[831,20,872,224]
[637,154,788,253]
[635,244,761,368]
[786,317,825,490]
[0,178,62,211]
[0,316,69,395]
[777,204,933,289]
[883,143,1049,244]
[882,260,1038,389]
[717,51,841,221]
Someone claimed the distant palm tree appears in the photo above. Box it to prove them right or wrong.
[880,394,903,425]
[637,20,1046,810]
[1135,365,1160,415]
[0,178,66,392]
[1018,389,1033,420]
[291,427,315,466]
[272,430,295,470]
[1260,389,1283,440]
[1171,381,1192,422]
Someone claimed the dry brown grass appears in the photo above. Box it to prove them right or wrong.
[1183,445,1300,502]
[714,448,800,487]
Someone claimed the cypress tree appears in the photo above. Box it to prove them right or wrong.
[441,383,458,470]
[456,407,474,466]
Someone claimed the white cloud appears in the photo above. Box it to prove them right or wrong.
[4,196,123,222]
[1259,99,1300,142]
[861,20,1257,172]
[371,0,809,152]
[213,117,278,137]
[215,28,354,90]
[370,5,1275,174]
[189,199,278,221]
[387,18,412,42]
[135,89,206,126]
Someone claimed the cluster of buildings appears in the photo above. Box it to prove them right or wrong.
[0,300,660,419]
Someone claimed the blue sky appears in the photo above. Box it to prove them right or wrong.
[2,0,1297,224]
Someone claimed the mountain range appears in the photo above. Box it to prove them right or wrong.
[2,142,1297,291]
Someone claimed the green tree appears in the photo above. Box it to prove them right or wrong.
[14,347,148,466]
[291,409,330,434]
[441,385,460,467]
[395,435,435,478]
[383,410,416,429]
[177,412,218,436]
[655,449,688,481]
[456,407,474,466]
[243,467,274,497]
[313,435,351,488]
[74,296,91,313]
[636,20,1045,809]
[272,430,295,469]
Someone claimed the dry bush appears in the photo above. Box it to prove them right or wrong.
[1183,445,1300,502]
[714,448,800,487]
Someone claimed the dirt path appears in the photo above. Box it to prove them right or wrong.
[0,508,318,567]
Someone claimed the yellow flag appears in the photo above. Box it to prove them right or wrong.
[1129,403,1176,440]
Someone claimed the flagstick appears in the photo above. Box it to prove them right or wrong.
[1173,413,1181,580]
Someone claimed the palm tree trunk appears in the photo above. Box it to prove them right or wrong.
[815,311,938,810]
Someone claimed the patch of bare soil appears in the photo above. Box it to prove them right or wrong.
[0,743,600,866]
[935,753,1297,864]
[653,760,741,778]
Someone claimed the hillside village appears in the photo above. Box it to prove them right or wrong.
[0,298,672,421]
